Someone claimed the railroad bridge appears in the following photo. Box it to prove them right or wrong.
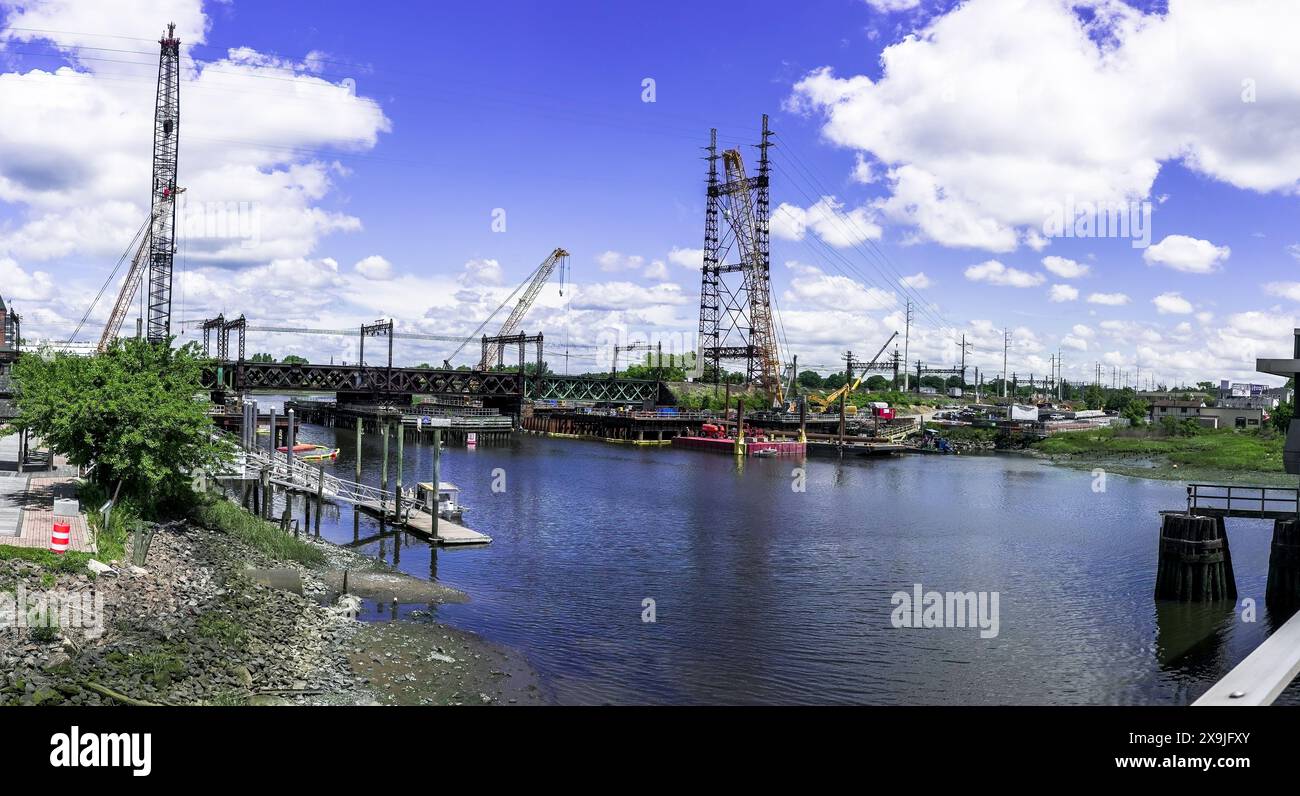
[202,359,670,410]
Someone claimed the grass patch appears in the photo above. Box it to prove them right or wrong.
[189,497,325,567]
[196,613,248,649]
[78,481,137,562]
[116,645,188,689]
[1035,427,1284,473]
[0,545,93,572]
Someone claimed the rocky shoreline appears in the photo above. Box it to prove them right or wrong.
[1,509,547,706]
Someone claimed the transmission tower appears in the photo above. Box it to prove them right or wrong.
[697,115,781,400]
[146,22,182,344]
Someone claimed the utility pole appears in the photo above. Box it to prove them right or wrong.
[1002,328,1011,399]
[902,299,913,392]
[959,333,971,388]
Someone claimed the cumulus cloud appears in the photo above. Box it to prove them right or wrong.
[1048,284,1078,302]
[354,255,393,281]
[667,247,703,270]
[963,260,1044,288]
[782,260,896,313]
[1265,282,1300,302]
[1152,291,1193,315]
[787,0,1300,252]
[596,251,646,273]
[1143,235,1230,274]
[900,271,931,289]
[770,196,882,247]
[1087,292,1130,306]
[1042,256,1089,279]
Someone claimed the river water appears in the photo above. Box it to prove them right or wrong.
[262,403,1298,705]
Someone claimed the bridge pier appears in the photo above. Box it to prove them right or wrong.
[1155,513,1236,602]
[1267,518,1300,610]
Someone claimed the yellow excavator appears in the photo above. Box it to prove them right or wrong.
[807,331,898,415]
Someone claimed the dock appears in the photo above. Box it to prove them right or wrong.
[223,442,492,546]
[396,509,491,546]
[672,436,806,456]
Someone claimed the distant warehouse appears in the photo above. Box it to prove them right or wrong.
[1150,398,1266,430]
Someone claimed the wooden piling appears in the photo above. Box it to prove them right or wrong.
[355,419,362,482]
[1155,514,1236,601]
[431,428,441,537]
[315,462,324,535]
[1266,518,1300,609]
[734,399,746,457]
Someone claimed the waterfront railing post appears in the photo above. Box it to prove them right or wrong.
[432,428,441,538]
[286,408,296,471]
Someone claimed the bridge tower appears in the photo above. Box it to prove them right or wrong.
[696,115,782,401]
[146,22,182,344]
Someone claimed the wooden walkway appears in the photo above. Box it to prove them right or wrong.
[352,496,491,545]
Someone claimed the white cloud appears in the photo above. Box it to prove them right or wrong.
[1265,282,1300,302]
[1041,255,1089,279]
[900,271,931,289]
[354,255,393,281]
[1048,284,1078,302]
[963,260,1044,288]
[643,260,669,281]
[770,196,882,248]
[667,247,703,270]
[782,261,896,313]
[1072,323,1094,338]
[788,0,1300,253]
[1143,235,1230,274]
[596,251,645,273]
[1152,291,1194,315]
[1087,292,1130,306]
[865,0,921,12]
[458,258,503,287]
[1061,335,1088,351]
[0,257,55,301]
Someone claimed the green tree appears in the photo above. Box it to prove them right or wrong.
[797,370,823,389]
[1083,384,1105,410]
[1272,401,1294,433]
[864,374,888,391]
[8,339,233,511]
[250,352,274,363]
[1120,399,1150,426]
[281,354,308,365]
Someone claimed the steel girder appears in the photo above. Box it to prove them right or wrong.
[205,361,663,403]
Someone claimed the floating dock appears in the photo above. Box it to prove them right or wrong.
[351,497,492,546]
[671,436,806,456]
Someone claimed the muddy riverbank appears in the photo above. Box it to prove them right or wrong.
[0,505,545,706]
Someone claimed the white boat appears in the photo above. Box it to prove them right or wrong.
[415,481,466,521]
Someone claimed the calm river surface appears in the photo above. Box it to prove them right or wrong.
[261,401,1298,705]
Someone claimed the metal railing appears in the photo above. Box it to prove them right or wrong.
[1186,483,1300,516]
[235,444,412,519]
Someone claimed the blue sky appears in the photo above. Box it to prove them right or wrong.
[2,0,1300,386]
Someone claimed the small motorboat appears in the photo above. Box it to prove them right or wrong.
[276,443,339,461]
[416,481,467,520]
[751,448,778,458]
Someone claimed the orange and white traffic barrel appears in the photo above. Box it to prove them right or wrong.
[50,520,71,554]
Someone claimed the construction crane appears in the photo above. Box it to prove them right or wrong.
[93,22,182,352]
[439,248,569,369]
[808,332,898,413]
[720,147,782,403]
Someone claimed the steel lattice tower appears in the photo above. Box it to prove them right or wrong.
[146,23,181,344]
[697,115,781,398]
